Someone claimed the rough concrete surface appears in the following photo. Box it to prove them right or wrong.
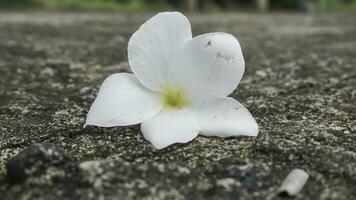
[0,11,355,200]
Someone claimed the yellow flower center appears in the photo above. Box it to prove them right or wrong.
[160,87,187,109]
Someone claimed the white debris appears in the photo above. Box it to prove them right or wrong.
[278,169,309,196]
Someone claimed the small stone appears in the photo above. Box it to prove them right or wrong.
[6,143,72,184]
[39,67,55,77]
[256,70,267,77]
[216,178,241,191]
[80,87,98,101]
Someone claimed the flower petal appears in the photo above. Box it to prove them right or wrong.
[189,96,258,137]
[128,12,192,91]
[85,73,162,127]
[168,32,245,97]
[141,109,199,149]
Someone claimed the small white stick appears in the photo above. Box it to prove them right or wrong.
[278,168,309,196]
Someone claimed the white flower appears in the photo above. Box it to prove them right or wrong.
[85,12,258,149]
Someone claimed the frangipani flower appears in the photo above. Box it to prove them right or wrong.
[85,12,258,149]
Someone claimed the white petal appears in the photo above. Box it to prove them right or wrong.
[85,73,161,127]
[141,109,199,149]
[168,32,245,97]
[128,12,192,91]
[189,96,258,137]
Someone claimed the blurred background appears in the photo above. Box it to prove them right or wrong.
[0,0,356,12]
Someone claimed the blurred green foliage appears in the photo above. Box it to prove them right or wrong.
[321,0,356,11]
[14,0,144,10]
[33,0,143,10]
[0,0,148,10]
[0,0,355,11]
